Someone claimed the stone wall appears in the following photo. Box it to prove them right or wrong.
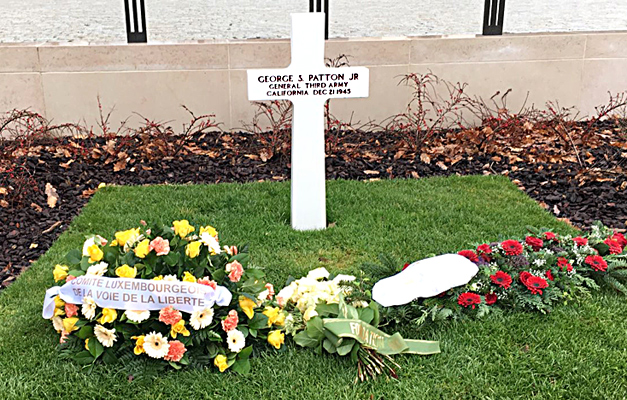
[1,32,626,131]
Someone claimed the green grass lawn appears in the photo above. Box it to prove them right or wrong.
[2,176,627,399]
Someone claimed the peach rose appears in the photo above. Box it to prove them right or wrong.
[149,237,170,256]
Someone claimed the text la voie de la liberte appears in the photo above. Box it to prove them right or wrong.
[258,72,360,97]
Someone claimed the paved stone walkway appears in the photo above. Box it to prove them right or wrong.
[0,0,625,44]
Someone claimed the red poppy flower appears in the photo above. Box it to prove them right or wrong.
[525,276,549,295]
[572,237,588,247]
[458,250,479,263]
[543,232,558,241]
[519,271,532,285]
[457,292,481,309]
[502,240,523,256]
[525,236,544,252]
[604,238,623,255]
[585,255,608,272]
[402,263,410,271]
[557,257,572,272]
[485,293,497,305]
[545,269,554,281]
[490,271,513,289]
[612,232,627,248]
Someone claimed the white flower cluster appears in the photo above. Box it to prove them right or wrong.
[275,267,356,321]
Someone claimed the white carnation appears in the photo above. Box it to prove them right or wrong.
[82,296,97,320]
[200,232,222,255]
[86,262,108,276]
[306,267,330,281]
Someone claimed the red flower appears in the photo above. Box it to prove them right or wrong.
[457,292,481,309]
[525,276,549,295]
[543,232,558,241]
[476,244,492,261]
[519,271,532,285]
[502,240,523,256]
[477,244,492,254]
[458,250,479,263]
[604,238,623,255]
[612,232,627,248]
[572,237,588,247]
[557,257,572,272]
[585,255,608,272]
[485,293,497,305]
[545,269,554,281]
[402,263,410,271]
[490,271,513,289]
[525,236,544,251]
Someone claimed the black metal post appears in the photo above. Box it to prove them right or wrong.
[482,0,505,35]
[124,0,147,43]
[309,0,329,39]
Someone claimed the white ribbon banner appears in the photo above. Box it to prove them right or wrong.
[42,275,233,319]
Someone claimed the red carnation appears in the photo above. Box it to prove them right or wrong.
[525,236,544,252]
[457,292,481,309]
[402,263,410,271]
[543,232,558,241]
[485,293,497,305]
[501,240,523,256]
[572,237,588,247]
[612,232,627,248]
[476,244,492,261]
[519,271,532,285]
[525,275,549,295]
[604,238,623,255]
[490,271,513,289]
[557,257,572,272]
[458,250,479,263]
[545,269,554,281]
[585,255,608,272]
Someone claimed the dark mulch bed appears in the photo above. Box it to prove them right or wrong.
[1,128,626,290]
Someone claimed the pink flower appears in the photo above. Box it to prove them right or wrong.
[149,237,170,256]
[197,277,217,289]
[265,283,275,300]
[221,310,239,332]
[226,261,244,283]
[164,340,187,362]
[159,306,182,326]
[65,303,79,318]
[65,275,77,283]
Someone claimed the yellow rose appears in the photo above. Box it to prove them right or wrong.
[87,244,103,263]
[171,320,190,339]
[115,228,140,247]
[134,239,150,259]
[185,241,202,259]
[274,311,285,326]
[214,354,229,372]
[153,275,164,281]
[173,220,194,238]
[54,295,65,309]
[84,338,90,350]
[98,308,118,324]
[182,271,197,283]
[115,264,137,278]
[110,239,118,247]
[131,335,145,355]
[263,307,281,326]
[53,264,69,282]
[267,330,285,350]
[62,317,79,333]
[239,296,256,319]
[199,225,218,238]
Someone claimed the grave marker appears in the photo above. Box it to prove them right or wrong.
[247,13,369,231]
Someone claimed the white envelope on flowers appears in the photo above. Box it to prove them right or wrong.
[372,254,478,307]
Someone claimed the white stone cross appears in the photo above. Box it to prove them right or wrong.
[247,13,369,231]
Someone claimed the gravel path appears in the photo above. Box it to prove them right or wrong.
[0,0,626,44]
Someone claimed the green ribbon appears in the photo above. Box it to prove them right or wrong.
[322,318,440,355]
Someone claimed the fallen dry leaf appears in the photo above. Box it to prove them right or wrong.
[31,202,43,212]
[0,199,8,208]
[81,188,97,198]
[113,159,127,172]
[0,187,7,195]
[553,204,560,216]
[420,153,431,164]
[45,183,59,208]
[411,171,420,179]
[364,170,380,175]
[436,162,448,171]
